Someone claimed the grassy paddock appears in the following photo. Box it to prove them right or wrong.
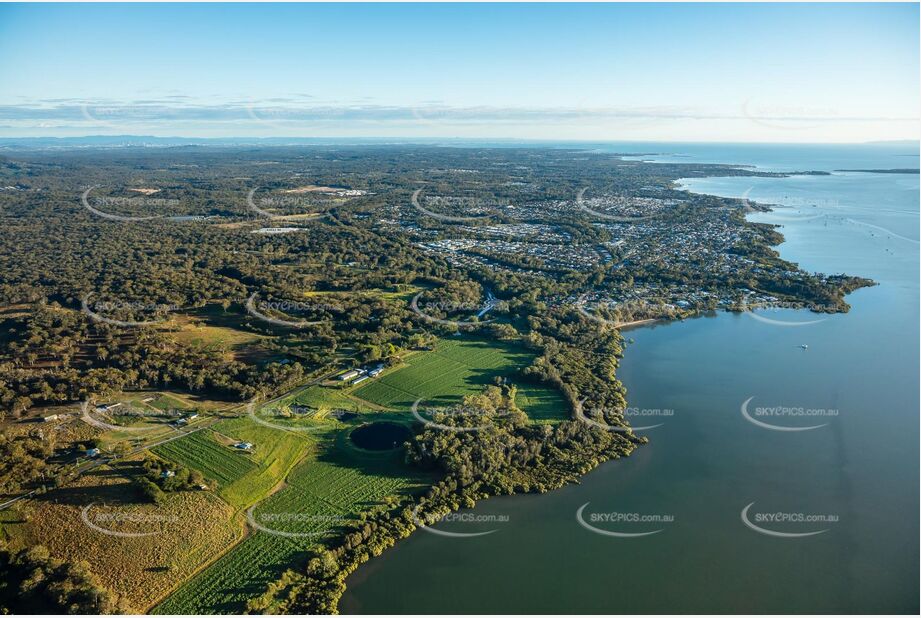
[350,338,569,421]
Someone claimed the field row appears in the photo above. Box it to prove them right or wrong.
[153,447,427,614]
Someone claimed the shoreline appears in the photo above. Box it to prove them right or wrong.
[339,157,888,614]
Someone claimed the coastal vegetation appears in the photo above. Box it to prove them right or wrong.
[0,144,871,614]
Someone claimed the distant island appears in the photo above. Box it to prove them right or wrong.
[835,168,920,174]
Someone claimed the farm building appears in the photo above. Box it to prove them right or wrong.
[352,375,370,385]
[339,369,362,381]
[234,442,254,451]
[95,402,123,413]
[85,447,101,457]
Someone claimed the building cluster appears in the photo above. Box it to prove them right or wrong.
[338,363,386,385]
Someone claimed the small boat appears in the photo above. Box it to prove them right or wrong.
[800,344,809,350]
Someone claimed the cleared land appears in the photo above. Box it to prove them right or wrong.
[0,466,242,612]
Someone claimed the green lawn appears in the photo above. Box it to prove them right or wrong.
[514,383,569,423]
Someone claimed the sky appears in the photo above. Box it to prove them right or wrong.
[0,2,918,142]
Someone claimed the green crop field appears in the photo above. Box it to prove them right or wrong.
[350,338,533,408]
[153,443,428,614]
[151,415,313,508]
[350,338,568,421]
[152,430,258,487]
[206,417,314,508]
[288,384,358,411]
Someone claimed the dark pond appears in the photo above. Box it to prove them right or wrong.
[349,422,411,451]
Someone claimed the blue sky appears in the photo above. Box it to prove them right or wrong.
[0,2,918,141]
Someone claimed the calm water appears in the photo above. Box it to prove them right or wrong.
[343,143,919,614]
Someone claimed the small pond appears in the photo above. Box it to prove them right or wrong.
[349,422,412,451]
